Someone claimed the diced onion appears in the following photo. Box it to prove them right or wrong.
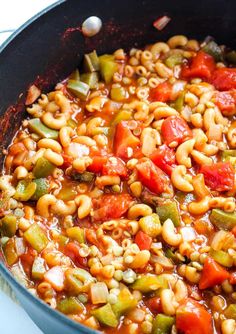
[211,230,234,250]
[153,16,171,31]
[44,266,65,291]
[90,282,109,304]
[15,237,26,256]
[151,255,174,269]
[180,227,196,242]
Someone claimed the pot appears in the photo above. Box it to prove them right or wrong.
[0,0,236,333]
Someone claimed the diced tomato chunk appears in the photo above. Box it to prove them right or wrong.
[214,91,236,115]
[64,242,87,268]
[135,231,152,250]
[211,68,236,91]
[146,297,162,314]
[150,144,176,176]
[136,159,169,194]
[181,51,215,80]
[161,116,192,146]
[200,162,235,192]
[61,153,73,169]
[102,157,127,178]
[176,298,213,334]
[230,272,236,285]
[9,142,27,155]
[87,156,108,173]
[20,250,35,277]
[114,121,140,160]
[199,257,229,289]
[93,194,133,221]
[150,81,172,102]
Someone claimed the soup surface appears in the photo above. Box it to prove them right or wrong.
[1,35,236,334]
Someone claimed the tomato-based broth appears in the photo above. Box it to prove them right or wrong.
[1,35,236,334]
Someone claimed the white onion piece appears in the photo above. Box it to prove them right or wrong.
[180,227,196,242]
[153,16,171,31]
[82,16,102,37]
[90,282,109,304]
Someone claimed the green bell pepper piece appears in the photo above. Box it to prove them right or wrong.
[65,268,95,294]
[112,289,137,318]
[1,215,17,237]
[165,54,183,68]
[111,110,132,126]
[57,297,84,314]
[209,248,233,267]
[92,303,118,328]
[224,304,236,320]
[13,181,37,201]
[111,87,127,102]
[221,150,236,167]
[202,41,223,62]
[83,50,100,72]
[28,118,59,139]
[174,92,185,112]
[33,157,56,178]
[156,201,180,227]
[67,118,78,129]
[226,51,236,65]
[210,209,236,230]
[99,55,118,84]
[152,314,175,334]
[32,257,46,280]
[80,72,99,89]
[57,184,77,201]
[70,171,95,183]
[31,178,49,200]
[130,274,167,293]
[69,69,80,81]
[139,214,161,237]
[66,227,85,244]
[67,80,90,101]
[3,238,18,265]
[24,223,49,252]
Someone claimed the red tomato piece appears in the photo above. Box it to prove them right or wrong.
[135,231,152,250]
[199,257,229,289]
[64,242,87,268]
[200,162,235,192]
[61,153,73,169]
[9,142,27,155]
[114,121,140,160]
[231,226,236,238]
[20,251,35,277]
[93,194,133,221]
[146,297,162,314]
[211,68,236,91]
[150,81,172,102]
[161,116,192,147]
[214,91,236,115]
[150,144,176,176]
[102,157,127,178]
[136,159,169,194]
[87,156,108,173]
[230,272,236,285]
[176,298,213,334]
[181,51,215,80]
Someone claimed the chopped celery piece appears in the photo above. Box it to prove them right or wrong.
[152,314,175,334]
[70,171,95,183]
[139,214,161,237]
[24,223,48,252]
[111,110,132,126]
[174,92,185,112]
[67,118,78,129]
[1,215,17,237]
[165,54,183,68]
[67,80,90,101]
[28,118,59,139]
[31,178,49,200]
[66,227,85,243]
[83,50,100,72]
[111,87,127,102]
[99,54,118,84]
[13,180,37,201]
[32,257,46,280]
[202,41,223,61]
[112,289,137,318]
[33,157,55,178]
[80,72,99,89]
[210,209,236,230]
[92,303,118,327]
[69,69,80,81]
[209,248,233,267]
[224,304,236,320]
[226,51,236,65]
[156,201,180,227]
[57,297,84,314]
[130,274,167,293]
[65,268,94,294]
[3,238,18,265]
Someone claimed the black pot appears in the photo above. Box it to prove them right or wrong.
[0,0,236,333]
